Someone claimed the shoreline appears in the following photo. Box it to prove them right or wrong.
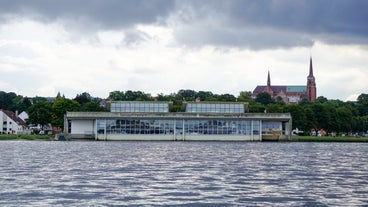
[1,135,368,142]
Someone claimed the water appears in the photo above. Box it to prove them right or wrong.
[0,141,367,206]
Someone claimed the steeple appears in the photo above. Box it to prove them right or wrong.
[309,56,314,77]
[267,70,271,87]
[307,56,316,102]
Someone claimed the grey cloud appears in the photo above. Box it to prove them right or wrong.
[0,0,174,29]
[0,0,367,49]
[172,0,368,48]
[122,30,149,47]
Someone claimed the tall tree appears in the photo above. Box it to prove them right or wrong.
[74,92,92,105]
[51,98,80,129]
[336,107,353,134]
[109,91,125,101]
[284,104,306,131]
[81,102,106,112]
[255,92,274,105]
[237,91,253,103]
[304,107,317,134]
[27,100,52,130]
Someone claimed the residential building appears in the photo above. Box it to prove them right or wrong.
[0,109,29,134]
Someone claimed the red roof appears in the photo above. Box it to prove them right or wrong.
[0,109,28,128]
[253,85,288,94]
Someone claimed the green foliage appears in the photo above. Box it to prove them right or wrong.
[51,98,80,129]
[284,104,306,131]
[237,91,253,102]
[27,100,52,128]
[255,92,274,105]
[1,89,368,136]
[0,134,53,140]
[266,103,284,113]
[108,90,151,101]
[74,92,92,105]
[81,102,106,112]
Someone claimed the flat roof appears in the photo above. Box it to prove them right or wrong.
[66,112,291,121]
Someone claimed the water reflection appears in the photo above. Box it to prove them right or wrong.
[0,141,367,206]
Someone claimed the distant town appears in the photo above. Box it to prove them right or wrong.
[0,58,367,138]
[1,87,367,138]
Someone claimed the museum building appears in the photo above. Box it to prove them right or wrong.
[64,101,292,141]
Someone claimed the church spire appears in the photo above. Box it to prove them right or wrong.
[267,70,271,87]
[307,56,316,102]
[309,56,313,77]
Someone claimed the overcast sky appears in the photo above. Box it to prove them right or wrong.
[0,0,367,101]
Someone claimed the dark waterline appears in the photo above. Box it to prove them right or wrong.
[1,141,367,206]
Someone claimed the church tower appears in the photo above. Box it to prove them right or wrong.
[264,70,273,96]
[307,57,317,102]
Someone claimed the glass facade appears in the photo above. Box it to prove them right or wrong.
[97,119,174,135]
[184,120,252,135]
[185,103,245,113]
[110,102,170,113]
[66,101,292,141]
[97,119,260,136]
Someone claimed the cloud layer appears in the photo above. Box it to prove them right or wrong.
[0,0,367,101]
[1,0,367,49]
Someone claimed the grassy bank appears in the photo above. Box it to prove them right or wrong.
[0,134,54,141]
[296,136,368,142]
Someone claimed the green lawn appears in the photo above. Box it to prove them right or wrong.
[0,134,54,141]
[296,136,368,142]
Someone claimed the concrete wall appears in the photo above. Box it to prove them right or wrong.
[71,120,95,135]
[94,134,261,141]
[97,134,175,141]
[185,135,261,141]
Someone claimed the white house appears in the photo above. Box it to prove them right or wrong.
[0,109,29,134]
[18,111,29,122]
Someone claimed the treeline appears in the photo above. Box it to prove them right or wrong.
[1,90,368,135]
[0,91,106,130]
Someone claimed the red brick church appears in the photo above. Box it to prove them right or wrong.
[252,57,317,103]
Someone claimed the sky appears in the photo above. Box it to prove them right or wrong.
[0,0,367,101]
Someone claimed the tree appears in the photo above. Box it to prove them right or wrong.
[316,96,328,103]
[266,103,284,113]
[218,94,236,102]
[255,92,274,105]
[336,107,353,134]
[357,93,368,116]
[0,91,17,110]
[304,107,317,134]
[197,91,216,101]
[81,102,106,112]
[249,102,265,113]
[15,97,32,112]
[237,91,253,103]
[311,103,332,134]
[284,104,306,131]
[109,91,125,101]
[357,93,368,104]
[51,98,80,129]
[27,100,52,129]
[177,89,197,101]
[74,92,92,105]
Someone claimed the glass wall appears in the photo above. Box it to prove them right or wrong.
[186,103,244,113]
[184,120,251,135]
[97,119,261,136]
[110,102,170,113]
[97,119,174,135]
[253,120,260,135]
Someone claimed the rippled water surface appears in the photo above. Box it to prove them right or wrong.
[1,141,368,206]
